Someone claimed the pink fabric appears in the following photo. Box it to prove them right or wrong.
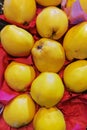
[61,0,87,24]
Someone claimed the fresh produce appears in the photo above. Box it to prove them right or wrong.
[1,25,34,57]
[36,0,61,6]
[30,72,64,108]
[31,38,65,72]
[3,0,36,24]
[36,6,68,40]
[63,22,87,60]
[3,94,36,128]
[63,60,87,93]
[1,0,87,129]
[33,107,66,130]
[5,61,36,91]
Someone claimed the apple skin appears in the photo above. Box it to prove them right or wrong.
[33,107,66,130]
[3,94,36,128]
[3,0,36,24]
[63,22,87,60]
[1,25,34,57]
[63,60,87,93]
[30,72,64,108]
[36,0,61,6]
[36,6,68,40]
[31,38,65,73]
[4,61,36,92]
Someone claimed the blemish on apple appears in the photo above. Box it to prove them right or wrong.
[37,45,43,49]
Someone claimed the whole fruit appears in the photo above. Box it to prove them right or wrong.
[1,25,34,57]
[3,0,36,24]
[79,0,87,13]
[33,107,66,130]
[36,0,61,6]
[3,94,36,128]
[36,6,68,40]
[63,22,87,60]
[63,60,87,93]
[31,38,65,72]
[30,72,64,108]
[5,61,36,91]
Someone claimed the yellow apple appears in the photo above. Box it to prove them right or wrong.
[3,0,36,24]
[63,22,87,60]
[33,107,66,130]
[30,72,64,108]
[4,61,36,91]
[80,0,87,13]
[1,25,34,57]
[63,60,87,93]
[36,6,68,40]
[66,0,76,7]
[31,38,65,72]
[36,0,61,6]
[3,94,36,128]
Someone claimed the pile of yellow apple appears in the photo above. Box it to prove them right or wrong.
[1,0,87,130]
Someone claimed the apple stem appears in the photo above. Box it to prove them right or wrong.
[23,21,29,26]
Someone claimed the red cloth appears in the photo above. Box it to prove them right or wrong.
[0,5,87,130]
